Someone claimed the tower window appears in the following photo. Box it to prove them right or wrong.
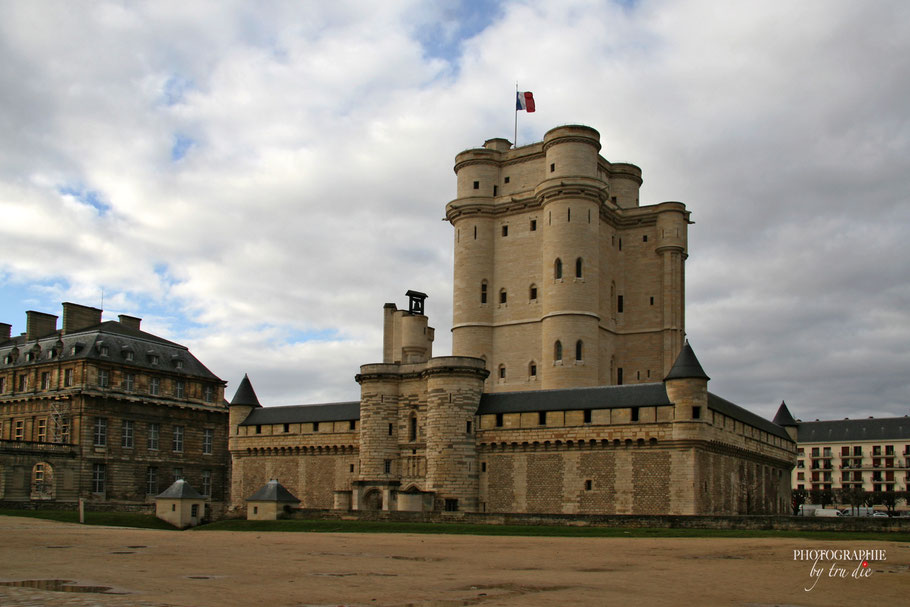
[554,258,563,280]
[481,281,487,304]
[554,340,563,362]
[617,367,623,385]
[493,185,498,196]
[631,406,639,421]
[575,340,584,361]
[617,295,624,313]
[530,219,537,231]
[575,257,583,278]
[618,238,622,251]
[474,226,477,239]
[538,411,547,425]
[504,176,510,183]
[643,235,648,242]
[585,480,593,491]
[650,296,654,306]
[502,225,508,237]
[692,406,702,420]
[466,420,472,434]
[495,413,503,427]
[473,181,479,189]
[550,163,555,172]
[499,289,507,304]
[529,285,537,301]
[567,207,571,222]
[499,365,506,380]
[410,415,417,441]
[584,409,592,423]
[529,362,537,377]
[384,460,391,474]
[388,423,393,436]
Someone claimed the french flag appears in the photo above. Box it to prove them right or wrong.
[516,91,535,112]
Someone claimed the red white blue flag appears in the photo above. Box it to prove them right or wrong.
[516,91,535,112]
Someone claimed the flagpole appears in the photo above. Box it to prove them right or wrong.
[514,82,518,148]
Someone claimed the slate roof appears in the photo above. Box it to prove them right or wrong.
[772,401,798,427]
[707,393,791,441]
[477,383,672,414]
[230,374,261,408]
[156,479,204,500]
[247,479,300,503]
[0,320,221,382]
[664,342,710,381]
[797,417,910,443]
[240,401,360,426]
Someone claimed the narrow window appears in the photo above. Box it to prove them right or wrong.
[204,428,214,454]
[474,226,477,239]
[172,426,184,452]
[631,406,639,421]
[554,258,563,280]
[146,467,158,495]
[550,163,555,172]
[529,362,537,377]
[473,180,479,189]
[643,235,648,242]
[650,296,654,306]
[493,185,498,196]
[617,295,624,313]
[588,209,591,223]
[121,420,134,448]
[314,422,320,432]
[283,423,290,433]
[575,340,583,361]
[93,417,107,447]
[255,425,262,434]
[585,480,593,491]
[554,340,563,362]
[350,463,355,472]
[92,463,105,493]
[41,372,50,390]
[529,285,537,301]
[409,415,417,441]
[619,238,622,251]
[495,413,503,427]
[692,406,702,420]
[567,207,571,222]
[384,459,392,474]
[504,176,510,183]
[481,462,487,472]
[499,289,507,304]
[149,377,160,395]
[466,420,472,434]
[498,365,506,380]
[584,409,592,423]
[64,368,74,387]
[538,411,546,425]
[349,420,356,430]
[481,281,487,304]
[204,385,214,402]
[617,367,623,385]
[175,380,185,398]
[530,219,537,231]
[575,257,583,278]
[148,423,160,449]
[99,369,109,388]
[501,225,508,237]
[388,423,393,436]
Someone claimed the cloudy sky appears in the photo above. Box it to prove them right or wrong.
[1,0,908,422]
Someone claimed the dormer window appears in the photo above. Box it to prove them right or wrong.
[123,350,134,362]
[100,345,109,356]
[149,354,160,365]
[175,359,184,370]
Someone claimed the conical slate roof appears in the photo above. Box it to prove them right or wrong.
[664,342,710,381]
[247,479,300,503]
[772,401,798,427]
[156,479,204,500]
[230,373,261,408]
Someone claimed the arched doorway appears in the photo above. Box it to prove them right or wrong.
[362,489,383,510]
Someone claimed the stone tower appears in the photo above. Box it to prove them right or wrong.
[446,125,689,392]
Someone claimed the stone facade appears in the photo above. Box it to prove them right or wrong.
[0,303,229,511]
[227,125,796,516]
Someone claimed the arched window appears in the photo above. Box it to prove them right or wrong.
[498,365,506,380]
[575,340,584,361]
[554,340,563,362]
[499,289,507,304]
[575,257,583,278]
[480,280,487,304]
[554,258,563,280]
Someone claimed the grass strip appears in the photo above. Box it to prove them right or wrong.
[0,508,176,530]
[195,518,910,542]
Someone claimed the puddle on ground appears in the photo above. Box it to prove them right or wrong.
[44,545,72,549]
[111,551,136,555]
[0,579,127,595]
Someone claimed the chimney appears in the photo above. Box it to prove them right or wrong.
[0,322,11,341]
[118,314,142,331]
[26,311,58,341]
[61,302,103,335]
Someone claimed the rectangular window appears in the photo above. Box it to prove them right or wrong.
[854,446,862,456]
[841,446,850,456]
[692,406,701,420]
[495,413,503,427]
[0,377,5,392]
[493,185,498,196]
[466,420,472,434]
[98,369,109,387]
[93,417,107,447]
[64,368,73,387]
[204,385,214,402]
[504,176,510,183]
[146,467,158,495]
[811,447,820,457]
[388,423,393,436]
[585,480,592,491]
[313,421,320,432]
[617,367,623,385]
[41,372,51,390]
[17,374,27,391]
[873,445,881,456]
[175,380,185,398]
[14,420,24,440]
[617,295,624,313]
[173,468,183,482]
[501,225,508,237]
[584,409,592,424]
[202,470,212,497]
[631,407,639,422]
[445,498,459,511]
[384,459,391,474]
[530,219,537,231]
[121,420,134,448]
[173,426,184,452]
[885,445,894,456]
[150,377,160,395]
[538,411,547,425]
[473,180,479,189]
[203,428,214,454]
[349,420,356,431]
[92,463,106,493]
[60,417,70,443]
[122,373,135,391]
[148,423,160,450]
[283,423,290,433]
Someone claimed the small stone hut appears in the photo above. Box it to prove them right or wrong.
[246,479,300,520]
[155,479,206,529]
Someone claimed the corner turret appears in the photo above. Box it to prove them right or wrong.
[664,341,709,422]
[772,400,799,442]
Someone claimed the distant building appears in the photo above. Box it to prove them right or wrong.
[788,410,910,495]
[0,302,229,512]
[228,125,796,516]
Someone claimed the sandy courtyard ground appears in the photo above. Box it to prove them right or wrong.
[0,516,907,606]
